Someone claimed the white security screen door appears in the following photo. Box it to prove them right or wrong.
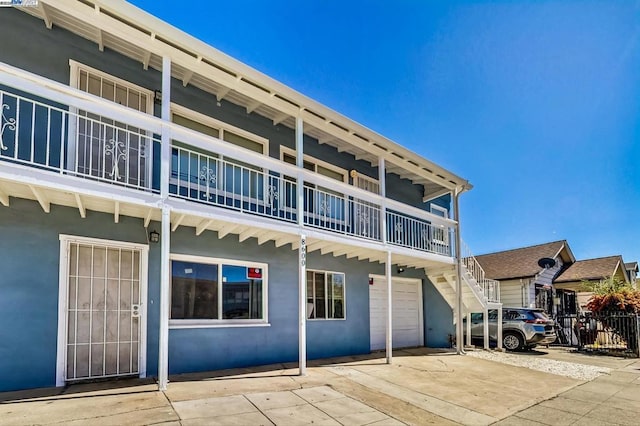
[60,237,147,383]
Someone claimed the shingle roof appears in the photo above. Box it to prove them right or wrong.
[474,240,567,280]
[625,262,639,272]
[554,256,623,283]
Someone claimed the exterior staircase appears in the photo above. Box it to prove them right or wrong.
[428,241,503,349]
[428,241,502,314]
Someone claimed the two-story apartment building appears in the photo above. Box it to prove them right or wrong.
[0,1,500,393]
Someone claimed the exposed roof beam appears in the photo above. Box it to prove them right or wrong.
[272,112,289,126]
[195,219,213,236]
[346,249,368,259]
[332,247,351,257]
[320,245,337,256]
[246,100,261,114]
[171,213,185,231]
[217,224,238,239]
[96,29,104,51]
[0,185,9,207]
[257,231,278,245]
[142,51,151,70]
[354,152,372,161]
[182,70,193,87]
[238,228,256,243]
[144,208,153,228]
[307,241,330,253]
[216,87,231,102]
[114,201,120,223]
[38,2,53,29]
[74,193,86,218]
[318,136,334,145]
[337,145,351,153]
[29,185,50,213]
[274,237,292,248]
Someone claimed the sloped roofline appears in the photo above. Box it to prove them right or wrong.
[36,0,471,193]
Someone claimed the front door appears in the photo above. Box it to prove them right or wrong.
[58,236,147,385]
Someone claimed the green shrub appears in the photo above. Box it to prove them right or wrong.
[583,277,640,313]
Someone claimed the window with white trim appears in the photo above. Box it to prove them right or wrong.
[281,147,348,223]
[170,105,269,204]
[306,270,345,320]
[69,60,154,188]
[170,255,267,325]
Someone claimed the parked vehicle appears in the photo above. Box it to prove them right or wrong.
[464,308,557,351]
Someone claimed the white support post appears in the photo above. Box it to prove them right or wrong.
[453,187,464,354]
[378,157,387,244]
[158,56,172,391]
[158,206,171,390]
[497,305,503,350]
[466,312,472,347]
[299,234,307,375]
[386,251,393,364]
[483,307,490,350]
[296,115,304,227]
[160,56,172,199]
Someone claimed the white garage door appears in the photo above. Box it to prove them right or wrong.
[369,276,424,351]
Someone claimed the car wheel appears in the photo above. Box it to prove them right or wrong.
[503,332,524,351]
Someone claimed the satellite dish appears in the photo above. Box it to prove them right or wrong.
[538,257,556,269]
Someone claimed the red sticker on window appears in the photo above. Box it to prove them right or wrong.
[247,268,262,279]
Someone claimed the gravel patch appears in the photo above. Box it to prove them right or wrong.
[466,350,611,381]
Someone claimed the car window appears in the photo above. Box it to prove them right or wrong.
[471,313,483,322]
[532,311,549,320]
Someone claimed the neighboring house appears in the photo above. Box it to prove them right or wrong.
[0,1,497,392]
[476,241,636,317]
[474,240,575,314]
[554,255,630,311]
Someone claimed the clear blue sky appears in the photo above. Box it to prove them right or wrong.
[130,0,640,265]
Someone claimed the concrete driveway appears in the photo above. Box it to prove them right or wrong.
[0,348,638,425]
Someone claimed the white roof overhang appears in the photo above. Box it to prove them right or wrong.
[20,0,471,197]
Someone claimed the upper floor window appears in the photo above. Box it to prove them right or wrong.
[280,147,347,183]
[307,270,345,320]
[171,104,268,155]
[68,60,154,189]
[170,254,268,327]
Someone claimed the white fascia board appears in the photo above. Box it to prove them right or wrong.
[423,188,452,203]
[43,0,470,190]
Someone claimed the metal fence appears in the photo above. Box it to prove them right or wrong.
[554,312,640,357]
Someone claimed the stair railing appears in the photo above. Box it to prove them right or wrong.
[460,241,501,303]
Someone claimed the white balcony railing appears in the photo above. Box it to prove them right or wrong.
[0,62,457,259]
[0,88,159,192]
[461,241,500,303]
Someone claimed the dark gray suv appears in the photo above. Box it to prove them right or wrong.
[465,308,557,351]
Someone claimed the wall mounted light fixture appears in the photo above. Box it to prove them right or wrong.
[397,266,405,274]
[149,229,160,243]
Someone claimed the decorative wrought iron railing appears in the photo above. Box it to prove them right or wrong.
[386,210,451,256]
[0,87,159,192]
[0,64,458,259]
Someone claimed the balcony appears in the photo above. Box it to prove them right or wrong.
[0,64,456,260]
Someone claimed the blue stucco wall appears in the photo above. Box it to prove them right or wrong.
[0,199,153,392]
[424,277,454,347]
[166,226,371,374]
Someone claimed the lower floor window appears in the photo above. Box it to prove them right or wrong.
[307,270,345,319]
[170,255,266,322]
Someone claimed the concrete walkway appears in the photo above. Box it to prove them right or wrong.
[0,348,637,425]
[496,353,640,425]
